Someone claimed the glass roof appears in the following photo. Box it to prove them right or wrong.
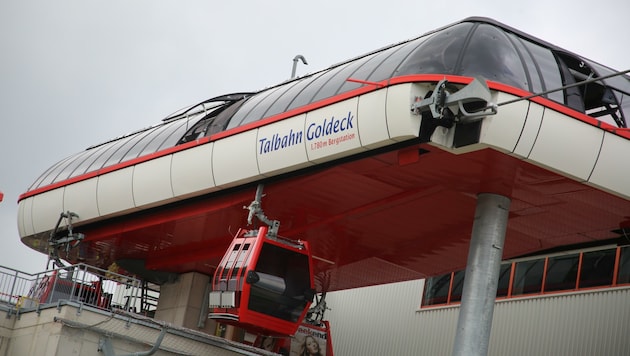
[28,17,630,191]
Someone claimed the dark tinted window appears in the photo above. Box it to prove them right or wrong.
[579,249,615,288]
[422,273,451,306]
[617,246,630,284]
[450,270,465,302]
[496,263,512,297]
[544,254,579,292]
[512,259,544,295]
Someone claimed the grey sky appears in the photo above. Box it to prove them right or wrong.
[1,0,628,273]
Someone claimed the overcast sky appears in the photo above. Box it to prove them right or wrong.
[1,0,628,273]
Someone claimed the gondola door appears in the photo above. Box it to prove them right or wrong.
[209,225,315,336]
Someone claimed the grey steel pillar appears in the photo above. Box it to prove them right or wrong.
[452,193,511,356]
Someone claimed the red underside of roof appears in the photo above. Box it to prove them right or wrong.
[23,143,630,292]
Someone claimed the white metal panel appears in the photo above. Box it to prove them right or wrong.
[212,130,261,187]
[327,281,630,356]
[133,155,174,208]
[63,178,99,224]
[528,110,604,181]
[97,166,135,217]
[304,97,363,163]
[17,198,34,237]
[513,102,544,158]
[171,143,217,197]
[489,289,630,356]
[357,89,391,149]
[479,92,529,153]
[588,132,630,199]
[385,83,429,141]
[31,188,65,234]
[256,113,312,176]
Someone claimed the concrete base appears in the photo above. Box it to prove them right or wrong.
[0,303,274,356]
[154,272,217,335]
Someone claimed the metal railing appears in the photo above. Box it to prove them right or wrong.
[0,263,152,316]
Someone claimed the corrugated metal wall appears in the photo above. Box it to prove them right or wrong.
[325,281,630,356]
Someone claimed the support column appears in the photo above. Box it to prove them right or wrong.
[452,193,511,356]
[154,272,217,335]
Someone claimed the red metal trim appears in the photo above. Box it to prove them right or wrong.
[446,271,455,304]
[345,78,386,87]
[575,252,584,290]
[507,262,515,298]
[612,246,621,286]
[540,257,549,294]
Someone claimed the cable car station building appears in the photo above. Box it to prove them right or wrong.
[2,17,630,355]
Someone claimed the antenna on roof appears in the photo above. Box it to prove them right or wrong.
[291,54,308,79]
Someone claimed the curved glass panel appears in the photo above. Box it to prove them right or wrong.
[289,62,355,108]
[118,126,171,161]
[226,87,283,130]
[255,80,302,119]
[133,119,189,158]
[587,61,630,126]
[83,138,132,174]
[29,155,75,189]
[521,38,564,103]
[259,71,327,120]
[286,59,370,111]
[459,24,527,90]
[100,128,158,168]
[397,23,473,76]
[158,118,191,150]
[66,144,111,178]
[333,46,405,96]
[50,149,98,184]
[238,85,297,127]
[367,39,423,82]
[510,34,542,94]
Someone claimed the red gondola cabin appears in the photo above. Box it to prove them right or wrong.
[209,226,315,336]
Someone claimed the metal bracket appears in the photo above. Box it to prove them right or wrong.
[48,211,85,269]
[244,184,280,238]
[305,292,330,326]
[412,78,497,121]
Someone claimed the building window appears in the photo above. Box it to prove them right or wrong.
[579,249,616,288]
[421,246,628,308]
[544,253,579,292]
[512,259,544,296]
[617,246,630,284]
